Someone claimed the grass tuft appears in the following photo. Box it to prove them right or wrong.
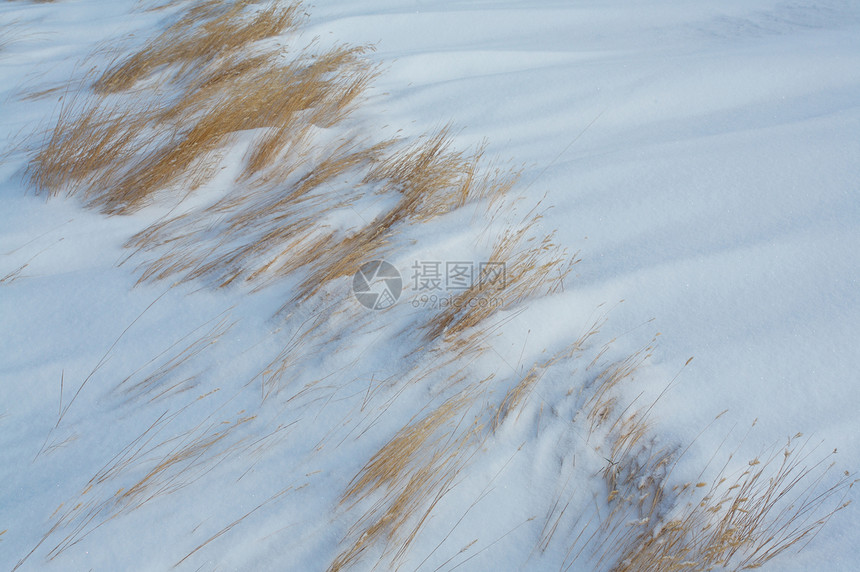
[332,391,484,571]
[27,1,375,214]
[611,436,855,572]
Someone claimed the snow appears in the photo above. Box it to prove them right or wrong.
[1,0,858,570]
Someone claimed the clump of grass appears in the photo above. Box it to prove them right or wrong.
[611,436,854,572]
[558,347,855,572]
[26,0,520,304]
[95,0,302,94]
[331,391,484,571]
[125,123,517,304]
[126,134,393,290]
[293,128,518,301]
[424,210,575,343]
[363,128,516,221]
[27,0,377,214]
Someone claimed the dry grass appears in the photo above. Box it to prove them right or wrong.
[14,406,256,571]
[529,336,665,568]
[27,1,376,214]
[292,129,519,301]
[555,347,855,572]
[113,311,235,403]
[122,124,517,304]
[0,264,27,284]
[94,1,302,94]
[20,9,538,566]
[610,436,854,572]
[331,391,484,571]
[125,135,393,290]
[583,340,657,436]
[23,0,524,312]
[494,334,589,430]
[424,209,575,344]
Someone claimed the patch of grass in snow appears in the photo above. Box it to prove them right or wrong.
[612,436,854,572]
[14,407,258,571]
[424,206,574,345]
[558,350,856,572]
[27,2,372,213]
[331,390,485,571]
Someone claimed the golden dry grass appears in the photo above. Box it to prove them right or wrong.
[25,0,375,212]
[125,135,394,290]
[29,46,378,213]
[331,391,484,571]
[22,0,526,316]
[557,348,855,572]
[25,0,519,300]
[291,129,520,301]
[424,210,575,344]
[121,123,518,307]
[22,9,532,566]
[610,437,854,572]
[95,1,302,94]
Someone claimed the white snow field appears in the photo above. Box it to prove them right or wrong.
[1,1,858,571]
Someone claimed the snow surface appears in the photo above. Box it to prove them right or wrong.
[1,0,858,570]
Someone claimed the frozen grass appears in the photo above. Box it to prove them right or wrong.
[612,438,853,571]
[14,408,257,571]
[559,351,856,572]
[332,391,484,571]
[13,0,855,570]
[29,45,378,212]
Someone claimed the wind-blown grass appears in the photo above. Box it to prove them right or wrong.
[331,390,485,572]
[14,407,257,571]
